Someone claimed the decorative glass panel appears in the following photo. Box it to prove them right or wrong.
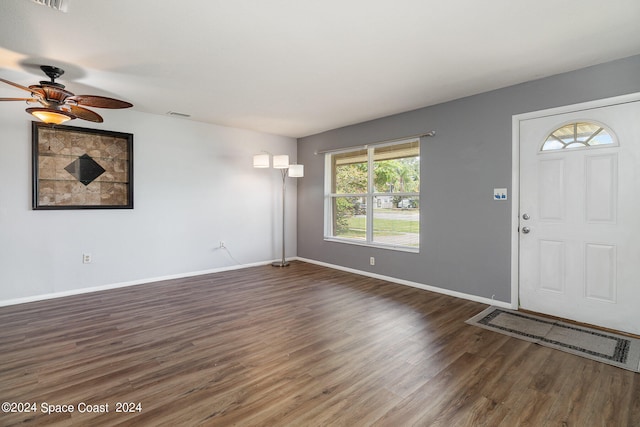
[541,122,614,152]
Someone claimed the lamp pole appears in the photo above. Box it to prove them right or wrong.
[273,168,289,267]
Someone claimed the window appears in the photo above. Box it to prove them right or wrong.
[325,138,420,251]
[541,122,615,151]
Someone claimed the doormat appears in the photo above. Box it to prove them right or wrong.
[466,307,640,373]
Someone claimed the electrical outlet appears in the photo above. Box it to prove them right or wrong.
[370,257,375,266]
[83,253,92,264]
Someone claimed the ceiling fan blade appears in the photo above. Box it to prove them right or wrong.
[0,97,40,102]
[67,105,104,123]
[0,77,37,94]
[67,95,133,109]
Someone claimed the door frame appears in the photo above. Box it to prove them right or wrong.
[510,92,640,310]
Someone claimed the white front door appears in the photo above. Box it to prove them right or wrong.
[518,97,640,335]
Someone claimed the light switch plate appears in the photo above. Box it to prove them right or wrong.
[493,188,508,200]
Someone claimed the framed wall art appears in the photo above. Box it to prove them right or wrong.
[32,122,134,209]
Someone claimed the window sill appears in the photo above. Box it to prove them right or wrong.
[323,237,420,253]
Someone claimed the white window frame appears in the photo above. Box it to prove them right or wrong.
[324,139,420,253]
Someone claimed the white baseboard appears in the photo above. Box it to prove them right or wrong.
[0,256,510,310]
[295,257,511,309]
[0,260,275,307]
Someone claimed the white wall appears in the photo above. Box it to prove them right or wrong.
[0,107,297,303]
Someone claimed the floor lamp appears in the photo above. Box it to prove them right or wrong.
[253,153,304,267]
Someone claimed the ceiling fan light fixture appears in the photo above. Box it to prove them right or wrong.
[26,107,73,125]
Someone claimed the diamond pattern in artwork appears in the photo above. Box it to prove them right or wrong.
[64,154,106,186]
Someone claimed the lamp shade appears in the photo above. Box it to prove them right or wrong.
[26,107,73,125]
[253,153,270,168]
[273,155,289,169]
[288,164,304,177]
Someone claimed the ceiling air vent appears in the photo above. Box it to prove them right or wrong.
[167,111,191,118]
[31,0,69,12]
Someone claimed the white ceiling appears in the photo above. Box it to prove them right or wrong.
[1,0,639,138]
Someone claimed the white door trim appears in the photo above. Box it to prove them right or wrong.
[510,92,640,310]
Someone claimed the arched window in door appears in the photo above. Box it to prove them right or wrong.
[541,122,616,151]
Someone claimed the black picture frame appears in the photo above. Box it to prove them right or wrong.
[32,122,134,210]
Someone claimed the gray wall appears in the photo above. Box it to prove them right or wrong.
[296,55,640,303]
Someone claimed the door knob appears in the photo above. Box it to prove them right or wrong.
[521,226,531,234]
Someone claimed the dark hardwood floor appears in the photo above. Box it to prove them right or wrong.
[0,261,638,426]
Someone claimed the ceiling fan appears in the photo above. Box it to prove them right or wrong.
[0,65,132,125]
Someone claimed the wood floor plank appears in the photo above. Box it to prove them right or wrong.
[0,261,638,426]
